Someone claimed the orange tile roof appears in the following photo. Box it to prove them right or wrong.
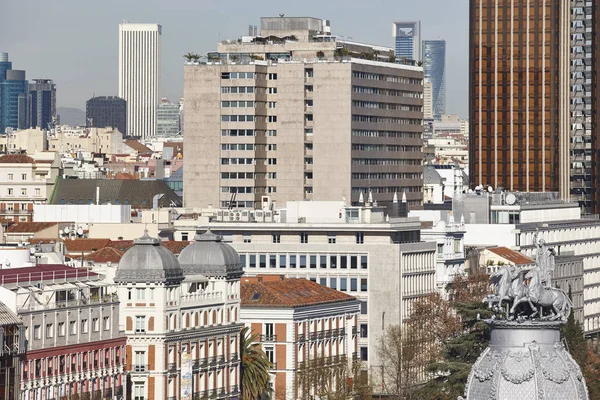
[28,238,62,245]
[487,246,534,265]
[85,247,123,263]
[161,241,190,255]
[114,172,137,180]
[124,140,153,154]
[106,240,134,253]
[241,277,356,308]
[6,222,58,233]
[0,154,35,164]
[64,239,111,253]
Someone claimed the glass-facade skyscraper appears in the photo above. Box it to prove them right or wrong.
[29,79,56,129]
[86,96,127,134]
[422,40,446,120]
[0,52,29,133]
[393,21,421,62]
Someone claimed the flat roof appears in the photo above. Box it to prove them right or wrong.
[0,264,99,286]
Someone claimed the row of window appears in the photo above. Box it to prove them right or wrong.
[221,144,277,151]
[221,86,255,94]
[6,173,28,181]
[221,115,255,122]
[6,188,41,196]
[220,158,277,165]
[221,129,255,136]
[221,72,278,80]
[239,253,368,269]
[221,172,277,179]
[352,115,421,125]
[32,317,110,340]
[221,100,255,108]
[352,72,422,85]
[352,100,421,112]
[352,158,422,166]
[220,201,255,208]
[352,85,422,98]
[352,144,421,152]
[221,186,277,194]
[351,186,421,194]
[352,130,421,139]
[351,172,422,180]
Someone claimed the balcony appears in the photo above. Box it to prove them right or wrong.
[260,334,276,342]
[231,385,240,395]
[132,364,148,373]
[269,362,277,370]
[168,362,178,373]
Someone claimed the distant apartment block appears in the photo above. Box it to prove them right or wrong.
[393,21,421,62]
[118,23,161,139]
[156,98,180,137]
[86,96,127,134]
[184,16,424,210]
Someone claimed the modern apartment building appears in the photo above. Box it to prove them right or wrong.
[157,98,180,137]
[28,79,56,130]
[392,22,421,62]
[240,276,359,400]
[171,201,438,385]
[86,96,127,134]
[0,264,127,400]
[0,153,61,223]
[469,0,600,214]
[0,53,29,133]
[118,23,161,139]
[114,231,243,400]
[422,40,446,119]
[184,17,424,210]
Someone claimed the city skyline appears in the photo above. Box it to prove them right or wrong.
[1,0,469,118]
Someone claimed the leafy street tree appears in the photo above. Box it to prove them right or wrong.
[240,327,272,400]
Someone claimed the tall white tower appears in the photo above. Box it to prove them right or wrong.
[118,23,161,139]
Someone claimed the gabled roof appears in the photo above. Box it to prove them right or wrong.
[0,154,35,164]
[241,277,356,308]
[123,140,153,154]
[0,301,22,327]
[51,179,182,208]
[64,239,111,253]
[487,246,534,265]
[6,222,58,233]
[84,247,124,263]
[106,240,134,253]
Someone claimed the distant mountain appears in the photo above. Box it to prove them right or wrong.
[57,107,85,126]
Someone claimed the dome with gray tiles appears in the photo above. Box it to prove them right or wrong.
[178,229,244,278]
[114,231,184,284]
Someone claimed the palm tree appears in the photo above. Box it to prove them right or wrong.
[183,52,195,63]
[240,326,272,400]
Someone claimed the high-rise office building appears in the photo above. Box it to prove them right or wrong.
[469,0,600,213]
[422,40,446,120]
[118,23,161,139]
[184,17,424,210]
[86,96,127,134]
[0,52,29,133]
[29,79,56,129]
[423,81,433,120]
[393,21,421,62]
[156,98,180,137]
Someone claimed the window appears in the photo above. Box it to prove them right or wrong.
[58,322,65,337]
[290,255,297,268]
[81,319,89,334]
[181,232,189,241]
[328,233,336,244]
[361,278,368,292]
[272,234,280,243]
[69,321,76,335]
[46,324,54,339]
[21,174,27,180]
[270,255,277,268]
[340,278,347,292]
[310,255,317,269]
[299,255,307,269]
[268,116,277,123]
[360,301,367,314]
[300,232,309,243]
[20,188,26,196]
[360,324,368,338]
[361,256,368,269]
[92,318,99,332]
[265,323,274,340]
[134,351,146,371]
[330,255,337,268]
[34,325,41,339]
[356,232,364,244]
[360,347,368,361]
[240,254,246,268]
[222,72,230,79]
[260,254,266,268]
[279,255,287,268]
[35,188,40,196]
[7,204,12,211]
[454,239,461,253]
[320,277,327,286]
[437,243,444,254]
[330,278,337,290]
[265,346,274,364]
[134,383,145,400]
[135,316,146,333]
[7,188,13,195]
[267,130,277,136]
[351,256,358,269]
[268,87,277,94]
[136,288,145,300]
[268,101,276,108]
[340,256,347,269]
[243,233,252,243]
[350,278,358,292]
[268,73,277,80]
[320,255,327,268]
[127,289,132,300]
[249,255,256,268]
[103,316,110,331]
[7,174,12,181]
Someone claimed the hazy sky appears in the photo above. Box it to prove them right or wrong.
[2,0,468,118]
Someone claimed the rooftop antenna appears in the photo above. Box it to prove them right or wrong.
[279,13,285,17]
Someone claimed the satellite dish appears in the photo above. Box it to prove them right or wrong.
[487,186,493,193]
[63,227,70,234]
[468,189,473,193]
[506,193,516,205]
[77,227,84,236]
[29,247,36,255]
[59,229,64,236]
